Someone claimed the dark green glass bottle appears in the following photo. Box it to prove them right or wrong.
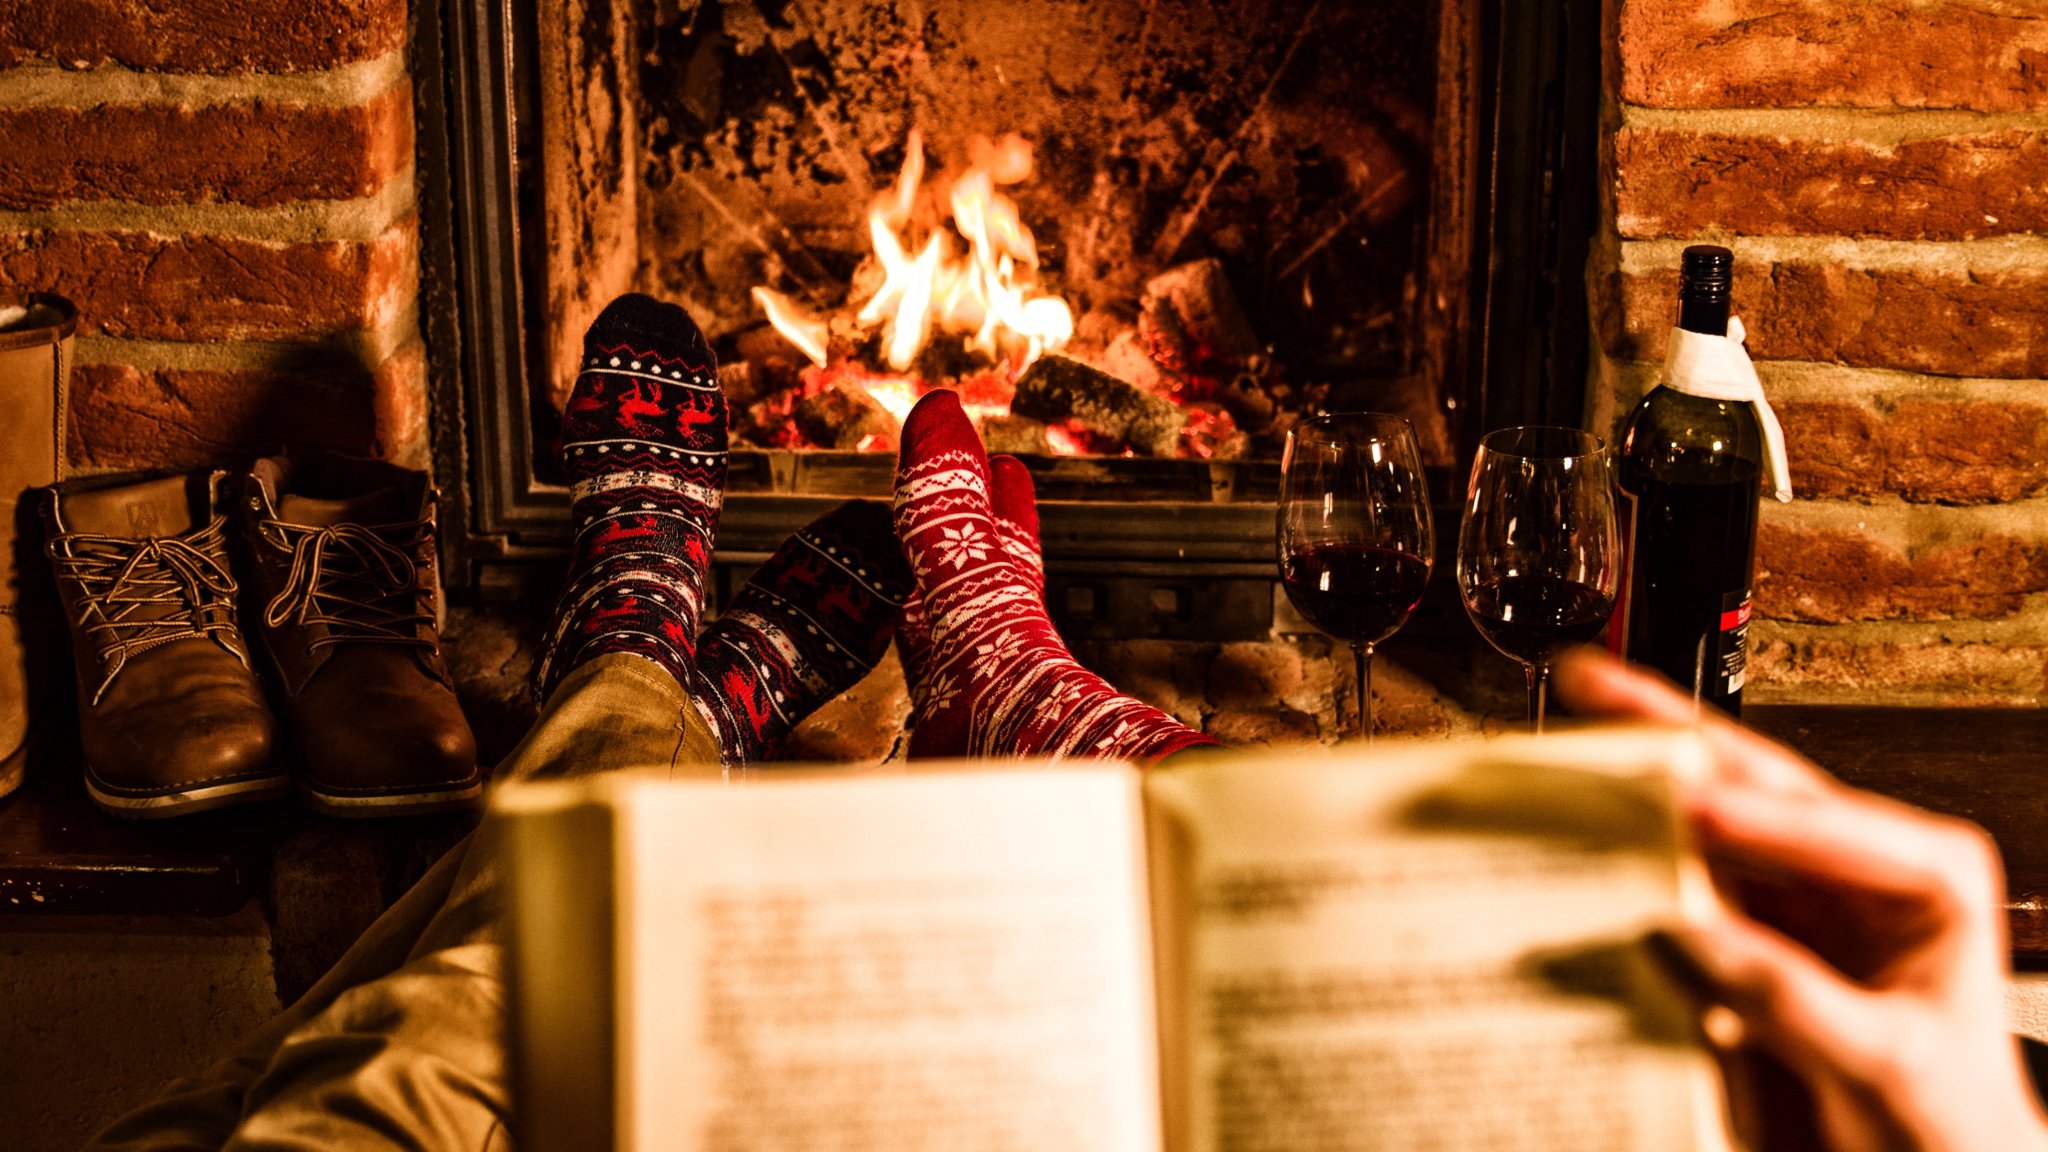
[1615,245,1765,716]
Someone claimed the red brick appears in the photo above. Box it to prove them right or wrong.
[1756,522,2048,623]
[0,0,405,73]
[1610,259,2048,379]
[68,360,378,471]
[1618,0,2048,111]
[1779,397,2048,504]
[1615,126,2048,240]
[1749,634,2048,703]
[0,85,410,210]
[372,340,432,470]
[0,225,415,343]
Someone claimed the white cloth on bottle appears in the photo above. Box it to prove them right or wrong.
[1661,315,1793,503]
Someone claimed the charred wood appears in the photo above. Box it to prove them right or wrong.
[1012,355,1186,457]
[976,413,1053,456]
[794,385,899,451]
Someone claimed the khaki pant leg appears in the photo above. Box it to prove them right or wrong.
[84,654,721,1152]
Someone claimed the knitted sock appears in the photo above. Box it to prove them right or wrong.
[694,500,913,765]
[532,294,727,703]
[989,455,1046,594]
[897,453,1043,705]
[894,392,1219,762]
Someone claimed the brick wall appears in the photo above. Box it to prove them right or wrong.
[1593,0,2048,706]
[0,0,426,473]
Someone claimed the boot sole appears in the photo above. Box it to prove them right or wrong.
[298,779,485,819]
[86,772,292,819]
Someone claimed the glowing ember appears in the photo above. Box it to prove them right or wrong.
[1043,424,1086,456]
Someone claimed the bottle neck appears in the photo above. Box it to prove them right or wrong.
[1678,297,1728,337]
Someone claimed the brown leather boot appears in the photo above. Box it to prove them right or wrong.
[0,294,74,801]
[241,454,480,817]
[44,472,287,817]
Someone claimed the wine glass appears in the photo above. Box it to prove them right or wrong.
[1456,426,1620,732]
[1278,414,1435,744]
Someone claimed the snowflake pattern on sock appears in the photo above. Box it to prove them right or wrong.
[898,453,1043,711]
[532,294,726,703]
[893,392,1219,763]
[694,500,912,765]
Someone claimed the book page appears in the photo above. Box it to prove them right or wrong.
[1147,728,1731,1152]
[616,765,1160,1152]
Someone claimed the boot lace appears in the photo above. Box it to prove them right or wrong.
[49,515,246,705]
[257,517,436,654]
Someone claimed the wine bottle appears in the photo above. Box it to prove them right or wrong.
[1615,245,1786,716]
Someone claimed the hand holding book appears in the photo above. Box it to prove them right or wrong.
[1557,651,2048,1152]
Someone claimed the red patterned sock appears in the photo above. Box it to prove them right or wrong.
[988,455,1046,595]
[532,294,726,702]
[897,453,1042,705]
[894,392,1218,762]
[694,500,913,765]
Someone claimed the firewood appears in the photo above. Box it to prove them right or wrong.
[1140,258,1261,365]
[976,414,1052,456]
[794,384,899,451]
[1011,355,1186,458]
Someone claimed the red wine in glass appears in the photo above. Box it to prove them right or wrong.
[1278,414,1436,744]
[1281,545,1431,646]
[1465,574,1615,667]
[1456,426,1620,732]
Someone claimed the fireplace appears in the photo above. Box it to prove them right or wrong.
[413,0,1601,639]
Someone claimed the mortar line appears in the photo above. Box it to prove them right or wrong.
[73,306,425,376]
[1618,233,2048,273]
[0,52,408,108]
[1621,103,2048,144]
[0,166,417,243]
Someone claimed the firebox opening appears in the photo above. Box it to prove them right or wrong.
[528,0,1465,487]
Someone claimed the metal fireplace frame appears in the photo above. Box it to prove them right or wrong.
[410,0,1603,638]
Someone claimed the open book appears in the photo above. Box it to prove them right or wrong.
[496,728,1737,1152]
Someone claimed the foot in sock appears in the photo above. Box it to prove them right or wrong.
[892,391,1219,762]
[532,294,726,703]
[694,500,913,765]
[897,453,1041,706]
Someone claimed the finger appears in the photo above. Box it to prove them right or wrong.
[1692,778,2005,925]
[1553,649,1829,797]
[1661,917,1891,1084]
[1554,646,1700,725]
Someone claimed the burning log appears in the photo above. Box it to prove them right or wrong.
[794,385,900,451]
[1012,355,1186,458]
[1141,258,1261,365]
[1138,258,1282,434]
[976,414,1052,456]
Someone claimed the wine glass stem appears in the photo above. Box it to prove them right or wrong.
[1526,663,1549,734]
[1354,643,1374,746]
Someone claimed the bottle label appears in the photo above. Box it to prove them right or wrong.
[1718,589,1751,695]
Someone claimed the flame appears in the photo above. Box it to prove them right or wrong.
[752,129,1087,457]
[864,379,919,425]
[750,287,829,368]
[764,130,1073,375]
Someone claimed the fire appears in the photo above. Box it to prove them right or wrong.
[749,287,828,368]
[753,130,1078,449]
[856,129,1073,371]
